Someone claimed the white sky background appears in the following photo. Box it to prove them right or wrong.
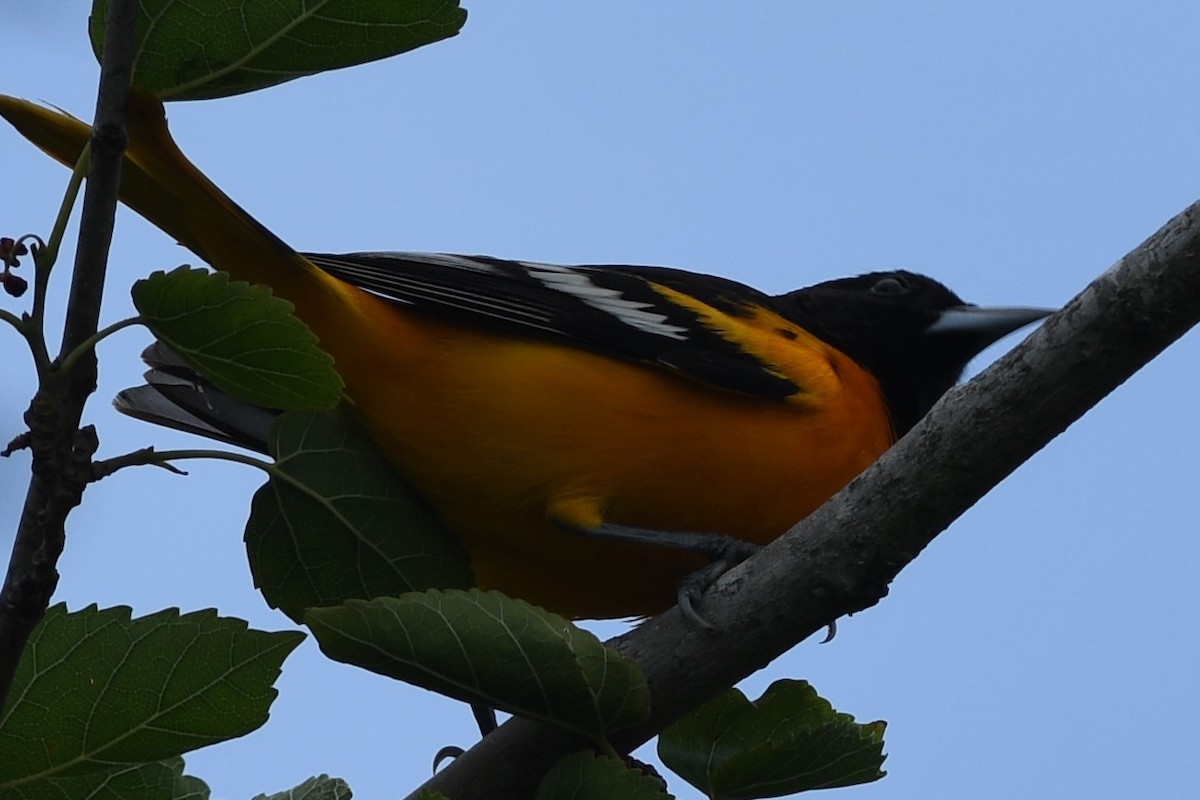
[3,3,1198,798]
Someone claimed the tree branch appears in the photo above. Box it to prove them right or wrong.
[0,0,138,714]
[414,198,1200,799]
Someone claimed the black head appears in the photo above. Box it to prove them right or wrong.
[775,271,1053,435]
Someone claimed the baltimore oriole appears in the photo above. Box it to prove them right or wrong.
[0,90,1052,619]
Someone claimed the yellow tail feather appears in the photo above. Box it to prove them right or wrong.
[0,88,363,333]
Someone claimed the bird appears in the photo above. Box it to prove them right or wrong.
[0,90,1053,620]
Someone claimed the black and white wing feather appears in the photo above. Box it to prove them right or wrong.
[305,252,799,400]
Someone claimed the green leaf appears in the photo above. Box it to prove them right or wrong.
[250,774,352,800]
[536,753,672,800]
[305,590,650,741]
[89,0,467,101]
[170,760,211,800]
[247,409,473,622]
[0,605,303,785]
[0,757,209,800]
[659,680,886,800]
[132,267,343,410]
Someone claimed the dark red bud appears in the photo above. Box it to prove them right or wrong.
[0,237,27,268]
[2,272,28,297]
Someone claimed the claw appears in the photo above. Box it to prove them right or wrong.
[570,522,763,630]
[820,620,837,643]
[432,703,498,773]
[432,745,464,772]
[677,582,715,630]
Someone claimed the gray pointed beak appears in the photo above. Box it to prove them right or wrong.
[926,305,1056,342]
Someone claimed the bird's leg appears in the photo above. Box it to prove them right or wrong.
[472,703,498,736]
[583,523,761,629]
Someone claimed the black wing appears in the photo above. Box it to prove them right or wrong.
[304,251,799,400]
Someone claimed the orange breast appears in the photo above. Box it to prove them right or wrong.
[330,291,896,618]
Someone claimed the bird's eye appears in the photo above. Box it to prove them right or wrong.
[870,275,909,296]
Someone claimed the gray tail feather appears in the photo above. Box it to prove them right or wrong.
[113,342,276,454]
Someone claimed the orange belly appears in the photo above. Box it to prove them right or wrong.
[330,294,896,618]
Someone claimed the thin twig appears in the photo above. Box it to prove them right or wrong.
[2,432,31,458]
[0,307,23,333]
[27,144,90,373]
[91,447,274,480]
[38,146,90,273]
[57,315,142,375]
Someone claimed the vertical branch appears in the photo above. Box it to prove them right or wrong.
[0,0,139,714]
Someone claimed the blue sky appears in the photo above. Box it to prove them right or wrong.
[3,3,1198,799]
